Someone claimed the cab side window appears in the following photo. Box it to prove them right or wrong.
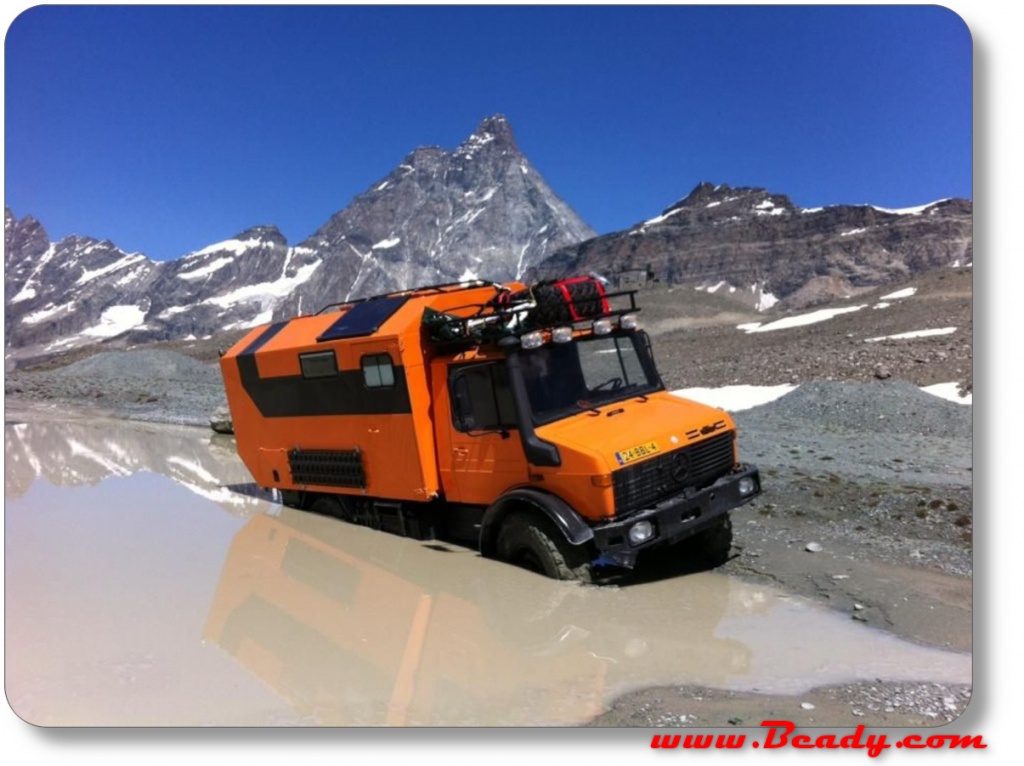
[450,363,517,432]
[361,353,395,388]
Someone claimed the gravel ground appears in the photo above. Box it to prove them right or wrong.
[5,348,228,428]
[734,379,973,580]
[589,681,973,728]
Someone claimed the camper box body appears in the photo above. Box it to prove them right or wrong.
[220,284,508,512]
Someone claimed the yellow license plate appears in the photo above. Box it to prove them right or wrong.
[615,441,660,466]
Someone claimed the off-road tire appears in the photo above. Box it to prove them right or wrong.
[689,516,733,569]
[497,513,594,583]
[310,495,342,517]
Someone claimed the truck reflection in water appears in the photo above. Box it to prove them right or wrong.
[203,508,751,725]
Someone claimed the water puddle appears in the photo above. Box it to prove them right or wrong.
[4,416,971,726]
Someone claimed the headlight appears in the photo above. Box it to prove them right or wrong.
[628,520,655,545]
[593,318,613,335]
[738,476,757,496]
[620,313,640,330]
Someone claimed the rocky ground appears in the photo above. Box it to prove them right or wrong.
[641,266,973,395]
[3,266,974,727]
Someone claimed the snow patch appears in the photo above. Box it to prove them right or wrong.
[756,290,779,311]
[871,200,948,216]
[673,381,971,412]
[753,199,786,216]
[204,261,321,310]
[841,228,867,237]
[671,384,797,412]
[738,305,867,333]
[10,286,37,303]
[372,237,401,250]
[186,237,273,259]
[865,327,957,342]
[21,301,76,325]
[80,305,148,338]
[879,287,917,300]
[157,305,190,319]
[113,267,147,287]
[697,281,728,294]
[75,254,146,286]
[921,382,972,405]
[461,209,485,226]
[642,208,685,227]
[11,244,58,302]
[177,256,234,280]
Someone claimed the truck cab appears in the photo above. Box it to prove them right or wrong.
[219,278,760,581]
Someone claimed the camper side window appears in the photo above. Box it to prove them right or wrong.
[299,350,338,379]
[361,353,395,388]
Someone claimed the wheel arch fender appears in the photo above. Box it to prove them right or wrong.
[479,487,594,557]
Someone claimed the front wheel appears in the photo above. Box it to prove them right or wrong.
[497,513,594,583]
[688,516,733,569]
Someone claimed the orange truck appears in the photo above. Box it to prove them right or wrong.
[219,277,761,581]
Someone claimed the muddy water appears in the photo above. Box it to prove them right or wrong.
[4,416,971,726]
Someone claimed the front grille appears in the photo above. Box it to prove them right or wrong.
[288,448,366,488]
[612,431,735,516]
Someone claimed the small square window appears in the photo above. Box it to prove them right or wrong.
[299,350,338,379]
[362,353,395,388]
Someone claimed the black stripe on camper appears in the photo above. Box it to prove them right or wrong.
[236,338,412,418]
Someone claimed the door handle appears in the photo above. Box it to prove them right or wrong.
[453,447,470,456]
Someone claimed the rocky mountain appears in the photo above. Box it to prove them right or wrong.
[6,132,972,366]
[277,114,595,316]
[535,182,972,310]
[4,115,594,364]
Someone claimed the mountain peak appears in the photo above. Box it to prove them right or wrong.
[458,114,518,154]
[679,182,751,206]
[234,225,287,247]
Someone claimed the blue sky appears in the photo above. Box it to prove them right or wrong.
[5,5,972,262]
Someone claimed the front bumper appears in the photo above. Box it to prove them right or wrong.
[590,464,760,569]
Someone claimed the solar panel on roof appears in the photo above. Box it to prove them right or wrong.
[316,295,409,342]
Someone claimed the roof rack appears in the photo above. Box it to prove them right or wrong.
[423,285,640,346]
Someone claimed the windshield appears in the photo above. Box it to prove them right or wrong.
[519,333,662,424]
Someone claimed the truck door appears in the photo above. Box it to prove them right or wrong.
[436,360,528,506]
